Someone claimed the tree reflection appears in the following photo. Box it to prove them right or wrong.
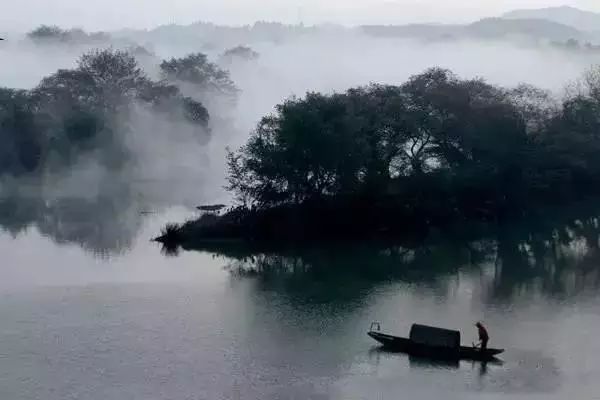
[179,201,600,303]
[489,204,600,301]
[0,193,144,256]
[179,240,486,308]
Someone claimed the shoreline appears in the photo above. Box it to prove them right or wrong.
[155,195,600,253]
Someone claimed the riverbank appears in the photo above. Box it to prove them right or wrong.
[154,193,600,253]
[156,66,600,251]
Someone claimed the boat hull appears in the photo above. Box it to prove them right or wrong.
[368,331,503,362]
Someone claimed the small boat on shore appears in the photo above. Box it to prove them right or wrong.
[368,323,504,362]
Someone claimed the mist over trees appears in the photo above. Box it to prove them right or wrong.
[27,25,111,45]
[157,65,600,244]
[7,15,600,253]
[0,193,142,255]
[160,53,239,114]
[0,49,217,177]
[190,198,600,302]
[220,46,260,64]
[0,45,238,252]
[227,68,546,208]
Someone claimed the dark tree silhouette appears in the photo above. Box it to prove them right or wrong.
[220,45,260,63]
[0,49,210,177]
[161,66,600,244]
[27,25,110,44]
[226,68,531,207]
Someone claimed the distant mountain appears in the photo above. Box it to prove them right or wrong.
[503,6,600,32]
[466,17,584,41]
[112,15,586,51]
[361,17,584,42]
[114,21,322,50]
[360,24,459,39]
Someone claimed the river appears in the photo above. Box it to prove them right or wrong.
[1,206,599,399]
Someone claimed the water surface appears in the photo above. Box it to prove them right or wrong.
[1,208,599,399]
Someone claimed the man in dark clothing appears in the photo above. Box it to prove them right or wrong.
[475,322,489,351]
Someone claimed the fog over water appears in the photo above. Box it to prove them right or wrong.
[2,208,600,399]
[3,6,600,399]
[2,31,596,215]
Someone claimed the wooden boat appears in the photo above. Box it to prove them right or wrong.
[368,323,504,362]
[196,204,226,212]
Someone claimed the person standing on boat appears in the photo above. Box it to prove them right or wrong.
[475,322,489,351]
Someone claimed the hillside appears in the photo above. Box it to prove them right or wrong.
[361,17,584,42]
[466,17,584,41]
[360,24,459,39]
[110,14,587,50]
[503,6,600,32]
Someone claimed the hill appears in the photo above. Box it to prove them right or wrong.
[360,24,459,39]
[466,17,584,42]
[503,6,600,32]
[361,17,584,42]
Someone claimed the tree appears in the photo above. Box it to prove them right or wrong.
[226,68,537,209]
[182,97,210,126]
[507,84,558,135]
[399,68,531,176]
[344,84,411,184]
[565,38,580,50]
[227,92,362,206]
[0,49,211,177]
[78,49,148,109]
[0,88,43,174]
[220,45,260,64]
[27,25,65,41]
[160,53,238,98]
[27,25,110,44]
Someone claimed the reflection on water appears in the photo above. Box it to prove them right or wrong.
[0,176,212,256]
[368,346,460,369]
[2,201,600,398]
[0,195,144,255]
[184,200,600,305]
[366,344,560,394]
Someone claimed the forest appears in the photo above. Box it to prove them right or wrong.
[5,25,600,248]
[0,47,238,177]
[158,66,600,245]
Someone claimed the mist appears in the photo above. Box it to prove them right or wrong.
[2,22,600,253]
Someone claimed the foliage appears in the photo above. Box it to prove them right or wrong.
[28,25,65,40]
[160,53,239,98]
[221,46,260,62]
[27,25,110,44]
[226,66,600,220]
[0,89,42,174]
[0,49,210,177]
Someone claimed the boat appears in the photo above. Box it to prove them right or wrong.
[196,204,226,212]
[368,322,504,362]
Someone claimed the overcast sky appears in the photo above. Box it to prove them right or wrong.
[2,0,600,32]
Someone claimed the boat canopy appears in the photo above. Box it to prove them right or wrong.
[409,324,461,349]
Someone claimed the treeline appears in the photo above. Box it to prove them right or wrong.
[27,25,111,45]
[0,49,236,177]
[185,200,600,302]
[160,66,600,244]
[550,38,600,53]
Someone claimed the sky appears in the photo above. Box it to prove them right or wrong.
[2,0,600,32]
